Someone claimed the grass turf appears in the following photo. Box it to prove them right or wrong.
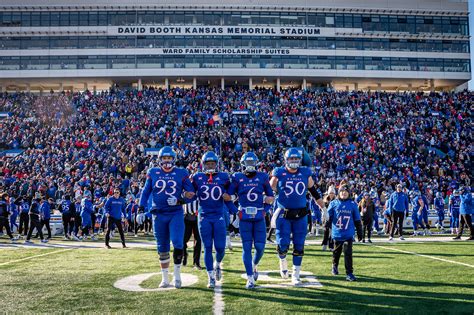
[0,238,473,314]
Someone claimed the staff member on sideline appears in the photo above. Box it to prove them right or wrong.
[388,184,409,241]
[454,186,474,240]
[183,198,202,269]
[104,189,127,249]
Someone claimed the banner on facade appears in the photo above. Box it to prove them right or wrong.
[110,25,361,37]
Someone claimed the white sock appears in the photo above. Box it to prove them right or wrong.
[207,270,214,279]
[174,264,181,280]
[279,257,288,271]
[293,265,301,278]
[253,262,258,271]
[161,268,169,283]
[247,275,254,281]
[214,261,222,269]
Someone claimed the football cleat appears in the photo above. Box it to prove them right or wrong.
[346,274,357,281]
[253,266,259,281]
[207,277,216,289]
[159,277,170,288]
[291,273,302,286]
[215,265,222,281]
[246,278,256,290]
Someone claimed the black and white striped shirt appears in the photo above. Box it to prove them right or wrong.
[184,199,199,216]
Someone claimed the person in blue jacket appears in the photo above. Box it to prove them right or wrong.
[453,186,473,240]
[105,188,127,248]
[139,146,195,289]
[326,184,363,281]
[388,184,409,241]
[80,190,95,241]
[38,197,52,239]
[227,152,274,289]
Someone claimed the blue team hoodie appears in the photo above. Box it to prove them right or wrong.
[389,191,409,213]
[460,192,473,215]
[40,201,51,220]
[105,196,126,220]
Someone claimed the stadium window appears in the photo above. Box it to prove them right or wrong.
[343,14,353,28]
[21,12,31,26]
[50,56,77,70]
[0,56,20,70]
[353,15,362,28]
[109,55,135,69]
[69,12,79,26]
[184,12,195,25]
[201,55,222,68]
[98,12,107,26]
[1,37,20,50]
[325,15,335,26]
[89,12,98,26]
[79,12,89,26]
[459,17,468,35]
[170,12,185,25]
[59,12,69,26]
[31,12,40,26]
[137,55,163,68]
[50,12,60,26]
[11,13,21,26]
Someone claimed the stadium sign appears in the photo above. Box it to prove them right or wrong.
[111,26,360,37]
[232,110,250,115]
[145,148,161,156]
[0,149,24,158]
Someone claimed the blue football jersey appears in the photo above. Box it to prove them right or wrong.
[328,199,361,241]
[228,172,274,220]
[449,195,461,213]
[192,171,230,217]
[139,167,194,214]
[271,166,312,209]
[434,197,444,212]
[412,196,423,213]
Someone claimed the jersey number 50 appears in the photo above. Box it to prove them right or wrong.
[284,181,306,197]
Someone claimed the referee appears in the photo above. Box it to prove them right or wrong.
[183,199,202,269]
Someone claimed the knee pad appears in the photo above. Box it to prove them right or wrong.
[173,248,184,265]
[293,248,304,257]
[277,245,288,256]
[158,251,170,264]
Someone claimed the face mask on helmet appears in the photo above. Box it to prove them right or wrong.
[203,161,217,174]
[159,156,175,169]
[241,158,257,174]
[284,148,302,170]
[286,157,301,169]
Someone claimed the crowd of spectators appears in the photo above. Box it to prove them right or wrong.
[0,87,471,207]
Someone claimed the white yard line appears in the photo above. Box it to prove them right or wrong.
[371,244,474,268]
[213,267,225,315]
[0,248,74,267]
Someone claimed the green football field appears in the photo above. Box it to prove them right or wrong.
[0,236,473,314]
